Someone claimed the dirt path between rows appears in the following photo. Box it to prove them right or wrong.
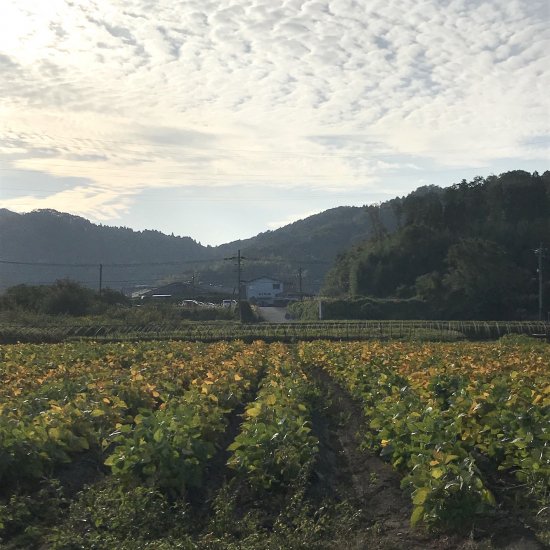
[310,370,544,550]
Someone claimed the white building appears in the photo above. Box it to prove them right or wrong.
[245,277,284,304]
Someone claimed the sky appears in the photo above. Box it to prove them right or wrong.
[0,0,549,245]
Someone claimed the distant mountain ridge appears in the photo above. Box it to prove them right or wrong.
[0,202,397,292]
[4,169,544,297]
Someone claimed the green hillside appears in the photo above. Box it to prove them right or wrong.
[0,203,395,293]
[323,170,550,320]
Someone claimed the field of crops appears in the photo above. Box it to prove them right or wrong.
[1,319,549,344]
[1,338,548,549]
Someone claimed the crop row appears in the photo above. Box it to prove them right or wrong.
[1,338,548,534]
[228,342,318,490]
[298,340,550,527]
[0,341,266,488]
[1,340,319,504]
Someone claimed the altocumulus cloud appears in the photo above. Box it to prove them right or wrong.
[0,0,548,231]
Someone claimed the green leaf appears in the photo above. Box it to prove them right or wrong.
[482,488,496,506]
[444,454,459,464]
[227,441,241,451]
[48,427,62,440]
[143,464,157,476]
[91,409,106,417]
[265,394,277,406]
[73,436,90,451]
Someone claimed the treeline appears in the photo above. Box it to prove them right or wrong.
[0,205,396,294]
[323,170,550,320]
[0,209,212,290]
[0,280,130,316]
[0,280,254,324]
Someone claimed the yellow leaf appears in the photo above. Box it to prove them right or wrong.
[431,467,444,479]
[246,405,262,418]
[429,460,439,466]
[410,506,424,527]
[234,374,242,381]
[412,487,430,505]
[266,394,276,406]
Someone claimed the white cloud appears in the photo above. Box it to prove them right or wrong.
[0,184,134,220]
[0,0,548,229]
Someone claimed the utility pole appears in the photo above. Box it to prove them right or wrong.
[535,244,545,321]
[99,263,103,295]
[298,267,303,301]
[224,250,245,322]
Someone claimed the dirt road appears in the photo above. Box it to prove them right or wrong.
[256,306,290,323]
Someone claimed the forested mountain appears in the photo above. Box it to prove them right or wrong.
[0,209,212,291]
[2,169,547,316]
[202,204,398,290]
[324,170,550,320]
[0,203,396,292]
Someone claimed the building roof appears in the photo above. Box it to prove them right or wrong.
[245,276,283,284]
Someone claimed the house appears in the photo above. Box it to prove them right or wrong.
[245,277,284,305]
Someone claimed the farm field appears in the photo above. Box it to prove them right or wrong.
[0,338,548,549]
[1,319,549,345]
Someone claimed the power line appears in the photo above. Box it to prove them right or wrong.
[0,258,225,267]
[0,259,98,267]
[0,257,331,267]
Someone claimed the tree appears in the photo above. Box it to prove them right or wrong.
[41,279,95,315]
[443,239,528,319]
